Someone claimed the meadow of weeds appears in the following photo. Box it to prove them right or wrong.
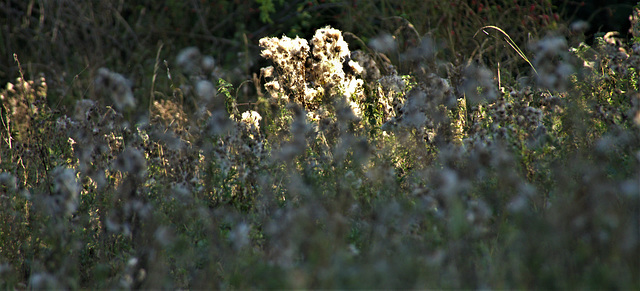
[0,0,639,289]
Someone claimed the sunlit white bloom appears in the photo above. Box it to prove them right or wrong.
[260,35,310,61]
[261,66,275,78]
[343,77,364,99]
[259,35,310,102]
[312,26,349,61]
[241,110,262,131]
[348,59,364,75]
[260,26,366,115]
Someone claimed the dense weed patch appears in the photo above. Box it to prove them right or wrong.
[1,1,639,289]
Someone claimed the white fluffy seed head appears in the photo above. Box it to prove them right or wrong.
[241,110,262,131]
[195,80,216,102]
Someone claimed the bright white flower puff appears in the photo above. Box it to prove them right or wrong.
[259,35,310,103]
[241,110,262,132]
[259,26,365,116]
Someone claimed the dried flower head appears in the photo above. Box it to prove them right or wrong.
[151,99,187,128]
[0,76,49,140]
[275,104,310,162]
[260,26,365,115]
[382,88,428,131]
[176,46,216,76]
[570,20,590,34]
[311,26,349,61]
[260,34,310,103]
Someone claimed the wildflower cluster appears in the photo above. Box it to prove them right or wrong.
[260,26,364,115]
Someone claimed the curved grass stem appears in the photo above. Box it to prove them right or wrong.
[474,25,539,76]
